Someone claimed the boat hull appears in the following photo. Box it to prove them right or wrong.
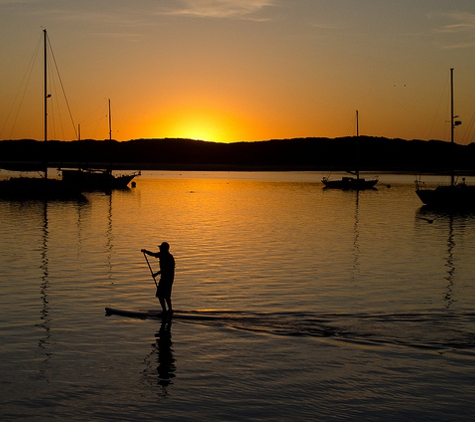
[62,169,138,191]
[416,184,475,208]
[322,176,378,190]
[0,177,86,201]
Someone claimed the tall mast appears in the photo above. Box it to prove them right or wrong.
[356,110,360,180]
[450,68,455,186]
[108,99,112,173]
[356,109,359,138]
[450,68,462,186]
[44,29,48,179]
[108,99,112,141]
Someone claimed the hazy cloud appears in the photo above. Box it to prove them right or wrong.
[432,10,475,49]
[0,0,34,3]
[166,0,275,19]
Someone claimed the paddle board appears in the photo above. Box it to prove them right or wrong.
[105,307,164,319]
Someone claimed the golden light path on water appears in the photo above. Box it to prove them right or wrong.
[1,171,475,421]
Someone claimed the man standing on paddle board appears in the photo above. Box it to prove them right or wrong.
[141,242,175,314]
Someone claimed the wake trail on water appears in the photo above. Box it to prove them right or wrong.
[178,310,475,354]
[106,308,475,355]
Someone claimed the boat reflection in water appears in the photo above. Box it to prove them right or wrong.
[37,201,52,381]
[416,206,474,309]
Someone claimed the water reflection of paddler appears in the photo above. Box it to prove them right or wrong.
[142,242,175,315]
[155,317,176,387]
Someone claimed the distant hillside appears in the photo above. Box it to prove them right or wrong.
[1,136,475,173]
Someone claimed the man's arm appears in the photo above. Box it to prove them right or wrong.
[141,249,159,257]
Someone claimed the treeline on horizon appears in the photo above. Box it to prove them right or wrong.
[1,136,475,173]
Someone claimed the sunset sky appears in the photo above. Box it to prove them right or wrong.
[2,1,475,144]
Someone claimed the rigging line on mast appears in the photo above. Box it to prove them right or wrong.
[0,34,43,139]
[108,100,126,140]
[45,33,78,140]
[427,73,451,142]
[460,110,475,146]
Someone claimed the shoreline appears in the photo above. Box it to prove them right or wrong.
[2,161,475,176]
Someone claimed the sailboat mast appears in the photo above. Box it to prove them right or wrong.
[450,68,455,186]
[108,99,112,141]
[356,110,360,180]
[356,110,359,138]
[108,99,113,174]
[43,29,48,179]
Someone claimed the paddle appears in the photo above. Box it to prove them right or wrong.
[143,252,158,287]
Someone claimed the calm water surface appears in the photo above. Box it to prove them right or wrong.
[1,171,475,421]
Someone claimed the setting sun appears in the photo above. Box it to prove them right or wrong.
[167,112,230,142]
[145,106,249,143]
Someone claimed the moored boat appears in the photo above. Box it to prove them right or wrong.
[415,69,475,209]
[60,100,139,191]
[322,175,378,190]
[0,29,85,202]
[322,110,378,190]
[0,176,85,201]
[416,181,475,209]
[61,167,139,191]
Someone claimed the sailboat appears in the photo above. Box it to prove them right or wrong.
[321,110,378,190]
[0,30,85,201]
[415,68,475,208]
[61,99,139,191]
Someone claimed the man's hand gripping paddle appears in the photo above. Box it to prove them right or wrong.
[143,252,158,287]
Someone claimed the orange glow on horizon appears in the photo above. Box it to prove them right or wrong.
[141,106,258,143]
[3,5,475,145]
[162,112,234,143]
